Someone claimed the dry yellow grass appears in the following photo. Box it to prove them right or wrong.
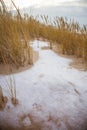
[0,0,31,68]
[0,0,87,68]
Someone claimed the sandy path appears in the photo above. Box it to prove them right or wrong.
[0,40,87,130]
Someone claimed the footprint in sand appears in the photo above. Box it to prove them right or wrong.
[39,74,44,78]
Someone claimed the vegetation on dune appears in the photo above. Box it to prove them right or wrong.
[0,0,87,68]
[29,16,87,63]
[0,86,8,109]
[0,0,31,68]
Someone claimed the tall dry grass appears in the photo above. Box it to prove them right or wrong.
[26,15,87,64]
[0,0,31,107]
[0,0,31,68]
[0,0,87,67]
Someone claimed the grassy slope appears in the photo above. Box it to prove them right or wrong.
[0,0,87,68]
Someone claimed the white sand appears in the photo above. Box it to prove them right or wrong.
[0,40,87,130]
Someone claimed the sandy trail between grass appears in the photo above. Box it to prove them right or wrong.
[0,40,87,130]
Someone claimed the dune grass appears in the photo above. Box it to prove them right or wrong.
[0,0,87,68]
[0,0,31,68]
[22,15,87,64]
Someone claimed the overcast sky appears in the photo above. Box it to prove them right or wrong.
[3,0,87,8]
[2,0,87,25]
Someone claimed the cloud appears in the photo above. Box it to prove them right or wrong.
[80,0,87,3]
[2,0,87,9]
[63,0,87,6]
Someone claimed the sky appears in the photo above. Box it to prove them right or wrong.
[2,0,87,26]
[3,0,87,9]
